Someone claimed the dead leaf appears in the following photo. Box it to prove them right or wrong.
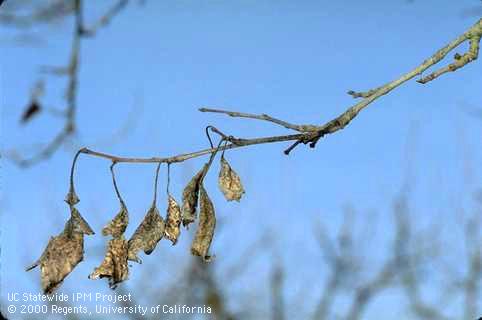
[68,206,94,235]
[181,165,207,228]
[102,205,129,238]
[164,195,181,245]
[26,205,94,294]
[191,185,216,262]
[218,156,245,201]
[89,237,129,288]
[127,205,165,263]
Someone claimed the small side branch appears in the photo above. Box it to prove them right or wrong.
[418,35,480,84]
[347,88,381,98]
[81,0,129,36]
[199,107,319,132]
[305,18,482,149]
[8,0,130,168]
[7,125,73,167]
[348,19,481,98]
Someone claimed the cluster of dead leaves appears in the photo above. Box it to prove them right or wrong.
[183,155,245,261]
[27,156,244,294]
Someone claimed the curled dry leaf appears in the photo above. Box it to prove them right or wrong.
[218,156,245,202]
[127,206,165,263]
[30,233,84,294]
[182,165,208,228]
[102,205,129,238]
[26,206,92,294]
[69,206,95,235]
[191,185,216,262]
[89,237,129,288]
[164,195,181,245]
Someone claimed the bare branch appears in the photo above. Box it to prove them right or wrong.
[81,0,128,36]
[462,213,482,320]
[7,125,73,167]
[199,107,318,132]
[348,19,481,97]
[8,0,129,167]
[345,260,397,320]
[7,0,81,167]
[8,7,481,168]
[0,0,75,28]
[76,129,314,164]
[311,19,482,149]
[312,225,346,319]
[418,35,481,84]
[270,264,285,320]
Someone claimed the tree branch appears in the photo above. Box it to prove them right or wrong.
[6,0,129,168]
[81,0,129,37]
[9,14,482,168]
[76,130,313,164]
[53,17,481,202]
[199,107,318,132]
[201,19,481,153]
[417,34,481,84]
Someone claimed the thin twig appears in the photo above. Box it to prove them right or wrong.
[76,131,312,164]
[81,0,129,36]
[309,18,482,149]
[152,162,162,207]
[166,163,171,195]
[65,148,83,205]
[7,0,82,167]
[7,0,129,168]
[347,19,481,97]
[270,264,285,320]
[110,162,126,207]
[417,35,481,84]
[199,108,319,132]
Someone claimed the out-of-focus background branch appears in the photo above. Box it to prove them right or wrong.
[1,0,138,167]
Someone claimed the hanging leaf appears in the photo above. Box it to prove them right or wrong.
[218,156,245,202]
[127,205,165,263]
[27,233,84,294]
[69,206,94,235]
[102,204,129,238]
[89,237,129,288]
[181,165,207,228]
[26,207,92,294]
[191,185,216,262]
[164,195,181,245]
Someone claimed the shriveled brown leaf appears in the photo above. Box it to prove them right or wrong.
[182,165,208,228]
[68,206,94,235]
[102,205,129,238]
[218,156,245,202]
[127,205,165,263]
[89,237,129,288]
[26,212,88,294]
[26,206,95,294]
[164,195,181,245]
[191,185,216,262]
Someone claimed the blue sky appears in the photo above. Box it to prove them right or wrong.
[1,1,482,319]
